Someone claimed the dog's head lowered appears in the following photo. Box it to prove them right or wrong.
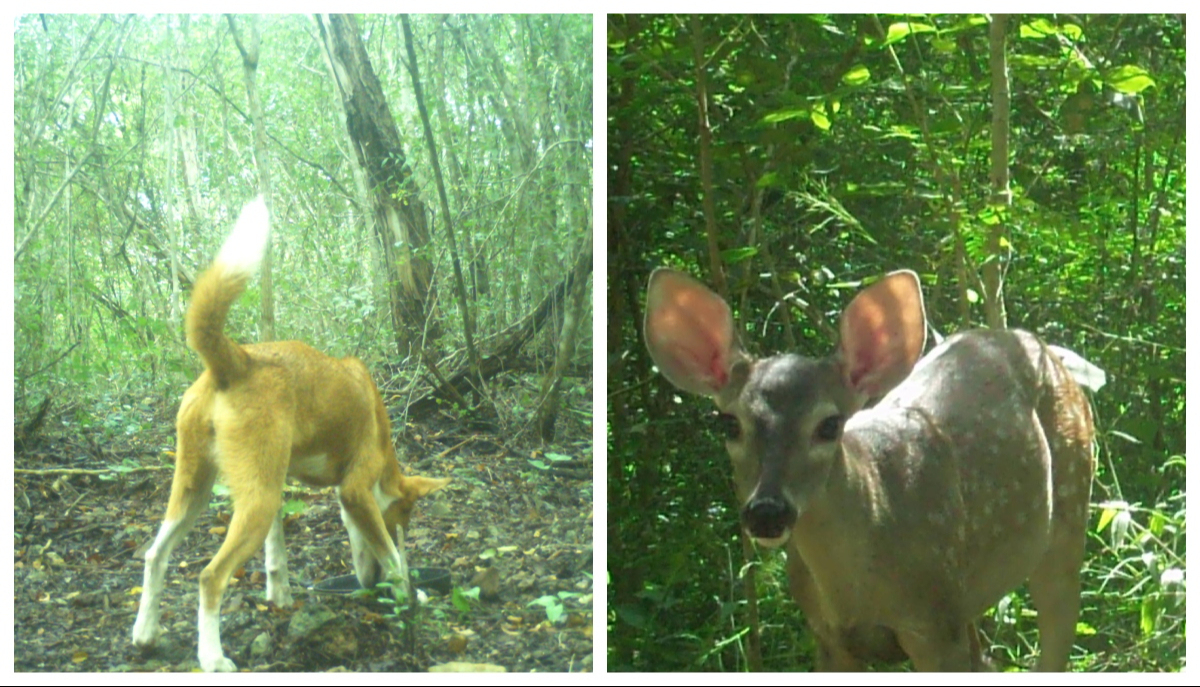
[386,474,451,540]
[351,474,450,588]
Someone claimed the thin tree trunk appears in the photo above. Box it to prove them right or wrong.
[316,13,436,357]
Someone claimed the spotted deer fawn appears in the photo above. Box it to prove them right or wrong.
[644,268,1097,671]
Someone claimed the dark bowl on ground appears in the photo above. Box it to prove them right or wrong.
[310,567,453,596]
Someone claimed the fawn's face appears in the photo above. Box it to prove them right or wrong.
[717,353,863,547]
[643,268,926,549]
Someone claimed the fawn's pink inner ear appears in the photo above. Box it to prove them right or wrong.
[838,271,927,398]
[645,269,737,396]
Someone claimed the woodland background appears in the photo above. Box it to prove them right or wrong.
[14,14,593,426]
[607,14,1184,672]
[14,14,594,672]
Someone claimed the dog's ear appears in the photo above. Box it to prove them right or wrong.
[407,476,450,499]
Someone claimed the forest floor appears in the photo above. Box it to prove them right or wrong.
[13,379,594,673]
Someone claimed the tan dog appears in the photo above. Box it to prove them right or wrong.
[131,197,449,672]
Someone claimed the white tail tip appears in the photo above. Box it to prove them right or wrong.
[214,196,270,275]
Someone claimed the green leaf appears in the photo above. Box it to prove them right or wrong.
[615,603,648,628]
[1061,23,1084,40]
[721,246,758,264]
[883,22,935,46]
[452,586,480,613]
[1107,65,1156,94]
[756,172,781,188]
[841,64,870,86]
[1149,510,1166,537]
[931,37,956,54]
[1019,19,1059,38]
[529,594,567,624]
[1139,596,1156,637]
[811,108,831,131]
[762,108,809,124]
[108,458,140,474]
[883,125,920,141]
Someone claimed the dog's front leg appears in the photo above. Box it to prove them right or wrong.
[338,493,410,598]
[263,510,293,607]
[385,521,411,598]
[374,527,412,602]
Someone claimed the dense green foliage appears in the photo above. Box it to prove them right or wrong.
[608,14,1184,671]
[14,15,592,430]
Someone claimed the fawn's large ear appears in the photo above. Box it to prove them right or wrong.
[644,268,740,397]
[837,270,927,399]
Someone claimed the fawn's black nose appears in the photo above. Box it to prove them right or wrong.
[742,496,796,540]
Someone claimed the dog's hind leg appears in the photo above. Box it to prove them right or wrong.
[263,510,293,607]
[195,426,289,672]
[132,398,218,650]
[195,487,283,671]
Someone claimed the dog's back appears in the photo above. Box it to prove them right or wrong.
[180,197,387,485]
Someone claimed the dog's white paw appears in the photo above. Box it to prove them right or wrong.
[130,615,162,648]
[201,654,238,673]
[198,608,235,671]
[199,640,237,672]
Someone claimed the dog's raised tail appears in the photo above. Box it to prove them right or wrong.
[186,196,270,388]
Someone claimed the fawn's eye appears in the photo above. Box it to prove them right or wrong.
[716,412,741,440]
[814,415,843,442]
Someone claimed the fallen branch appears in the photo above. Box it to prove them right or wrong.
[16,466,170,476]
